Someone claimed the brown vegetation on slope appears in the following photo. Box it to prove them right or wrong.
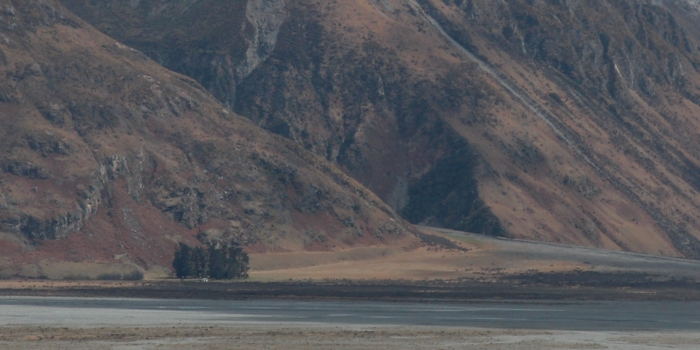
[58,0,700,259]
[416,0,700,258]
[0,0,417,278]
[60,0,506,237]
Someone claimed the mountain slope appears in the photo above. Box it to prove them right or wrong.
[409,0,700,258]
[58,0,700,259]
[0,0,416,278]
[60,0,508,237]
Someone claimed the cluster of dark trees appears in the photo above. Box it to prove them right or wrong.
[172,243,249,279]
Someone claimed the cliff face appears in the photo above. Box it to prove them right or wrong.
[52,0,700,259]
[0,0,415,277]
[57,0,286,109]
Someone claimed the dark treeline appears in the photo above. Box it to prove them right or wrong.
[172,243,249,279]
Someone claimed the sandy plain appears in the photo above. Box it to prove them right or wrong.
[2,324,700,350]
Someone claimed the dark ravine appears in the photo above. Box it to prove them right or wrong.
[401,138,504,236]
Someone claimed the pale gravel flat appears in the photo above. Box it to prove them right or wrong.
[1,325,700,349]
[2,296,700,349]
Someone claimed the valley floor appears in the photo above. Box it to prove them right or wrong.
[3,324,700,350]
[3,296,700,349]
[3,227,700,349]
[3,228,700,301]
[249,226,700,282]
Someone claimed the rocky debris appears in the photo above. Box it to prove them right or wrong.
[239,0,286,81]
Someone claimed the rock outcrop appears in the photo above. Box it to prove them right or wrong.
[59,0,287,109]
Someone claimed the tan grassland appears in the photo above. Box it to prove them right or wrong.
[249,240,580,282]
[249,226,700,282]
[4,227,700,287]
[0,227,590,285]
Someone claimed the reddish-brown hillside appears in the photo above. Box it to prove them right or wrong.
[59,0,700,259]
[0,0,417,278]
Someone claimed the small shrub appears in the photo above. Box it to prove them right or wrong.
[173,242,249,280]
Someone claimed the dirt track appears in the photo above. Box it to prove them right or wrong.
[428,227,700,280]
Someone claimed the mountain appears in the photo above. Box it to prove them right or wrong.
[0,0,416,278]
[58,0,700,259]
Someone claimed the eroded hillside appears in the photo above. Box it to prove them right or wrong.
[55,0,700,259]
[0,0,417,278]
[61,0,507,237]
[411,0,700,258]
